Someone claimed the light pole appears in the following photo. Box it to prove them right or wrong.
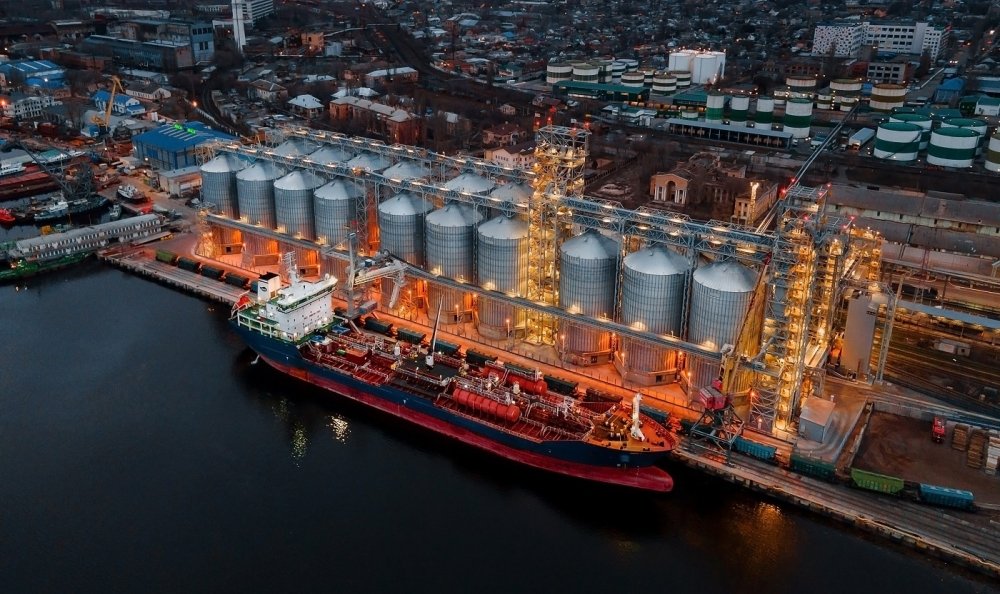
[505,317,512,348]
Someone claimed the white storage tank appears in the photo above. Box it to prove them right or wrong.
[476,215,529,339]
[783,98,813,139]
[572,61,599,83]
[546,61,573,85]
[200,153,246,219]
[610,60,627,83]
[985,133,1000,173]
[638,67,656,85]
[651,72,677,95]
[619,246,690,382]
[889,113,933,150]
[236,161,285,228]
[425,203,483,317]
[314,179,360,248]
[274,170,323,239]
[621,71,645,88]
[785,75,817,99]
[831,78,863,111]
[691,54,721,85]
[874,122,921,161]
[869,83,907,112]
[754,97,774,130]
[816,91,833,110]
[377,192,433,266]
[668,50,696,73]
[705,92,725,124]
[729,96,750,124]
[687,260,756,393]
[940,118,988,154]
[672,70,692,89]
[559,231,619,363]
[927,127,978,168]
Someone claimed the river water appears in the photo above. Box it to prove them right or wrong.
[1,263,996,593]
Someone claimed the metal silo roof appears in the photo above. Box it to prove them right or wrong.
[561,231,618,259]
[693,260,756,292]
[478,215,529,239]
[427,203,482,227]
[347,152,392,171]
[489,182,531,203]
[201,153,247,174]
[274,170,323,190]
[272,138,319,157]
[315,179,362,200]
[309,145,354,164]
[443,172,495,194]
[378,192,432,215]
[383,160,430,180]
[623,246,689,275]
[236,161,285,181]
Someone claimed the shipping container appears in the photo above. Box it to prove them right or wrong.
[543,374,579,396]
[200,265,225,280]
[363,317,394,336]
[918,483,975,510]
[225,273,250,289]
[850,468,905,494]
[465,349,496,367]
[176,257,201,272]
[396,327,426,345]
[155,250,178,264]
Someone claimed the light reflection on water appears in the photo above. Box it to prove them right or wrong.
[328,414,350,443]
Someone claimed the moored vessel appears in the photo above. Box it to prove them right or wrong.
[231,255,676,492]
[117,184,145,204]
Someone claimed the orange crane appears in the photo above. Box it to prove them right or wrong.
[91,76,126,137]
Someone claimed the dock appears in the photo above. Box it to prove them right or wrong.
[98,246,248,304]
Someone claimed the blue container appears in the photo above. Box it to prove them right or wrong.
[734,436,777,462]
[918,484,974,510]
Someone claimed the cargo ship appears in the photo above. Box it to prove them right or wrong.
[14,195,109,224]
[232,263,676,492]
[0,251,91,283]
[0,163,60,201]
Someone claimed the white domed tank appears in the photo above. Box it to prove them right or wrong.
[476,215,529,339]
[308,145,354,165]
[783,98,813,139]
[377,192,433,265]
[274,170,323,239]
[619,246,690,382]
[200,153,246,219]
[729,96,750,125]
[985,133,1000,173]
[272,138,318,158]
[687,260,757,392]
[754,97,774,130]
[443,172,495,195]
[621,71,645,88]
[889,113,933,150]
[831,78,863,111]
[425,203,483,317]
[346,151,392,172]
[546,61,572,85]
[869,83,907,112]
[559,231,619,362]
[382,160,430,181]
[705,92,725,124]
[672,71,692,88]
[928,127,978,168]
[874,122,921,161]
[940,118,988,154]
[236,161,285,228]
[314,178,360,248]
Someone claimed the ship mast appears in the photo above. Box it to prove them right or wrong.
[426,299,443,368]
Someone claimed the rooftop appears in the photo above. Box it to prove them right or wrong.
[132,121,234,153]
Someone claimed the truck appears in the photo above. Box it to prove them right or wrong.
[848,128,876,150]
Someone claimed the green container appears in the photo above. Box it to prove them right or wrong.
[850,468,905,494]
[155,250,178,264]
[790,453,836,480]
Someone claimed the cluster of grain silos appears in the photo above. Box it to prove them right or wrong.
[617,246,690,385]
[874,122,922,162]
[558,231,619,365]
[476,216,529,339]
[782,98,813,139]
[869,83,907,112]
[686,260,757,392]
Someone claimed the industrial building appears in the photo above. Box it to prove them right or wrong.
[132,121,235,171]
[811,20,949,60]
[81,35,194,72]
[195,126,886,438]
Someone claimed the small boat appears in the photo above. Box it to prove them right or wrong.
[32,200,69,223]
[0,208,14,225]
[117,184,145,204]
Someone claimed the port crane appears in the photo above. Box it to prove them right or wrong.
[91,76,126,137]
[340,232,408,319]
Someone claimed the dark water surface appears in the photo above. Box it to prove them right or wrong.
[1,264,997,594]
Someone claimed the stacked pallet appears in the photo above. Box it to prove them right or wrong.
[967,429,986,469]
[952,424,969,451]
[986,431,1000,475]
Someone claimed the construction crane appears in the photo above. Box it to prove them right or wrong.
[687,254,771,460]
[91,76,126,137]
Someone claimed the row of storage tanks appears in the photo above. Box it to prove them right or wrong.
[203,141,759,392]
[696,94,814,139]
[546,50,725,90]
[873,115,1000,169]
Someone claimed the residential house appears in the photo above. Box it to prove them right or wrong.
[249,79,288,103]
[485,141,536,170]
[482,122,524,146]
[329,96,422,145]
[288,94,324,119]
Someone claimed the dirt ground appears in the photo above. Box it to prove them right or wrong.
[853,412,1000,504]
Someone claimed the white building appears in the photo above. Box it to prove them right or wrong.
[235,0,273,23]
[484,142,535,170]
[813,20,949,60]
[0,93,57,120]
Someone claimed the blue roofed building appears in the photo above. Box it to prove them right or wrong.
[0,60,65,89]
[92,89,147,117]
[934,77,965,104]
[132,121,235,171]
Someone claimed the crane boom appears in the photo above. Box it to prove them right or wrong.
[92,76,126,135]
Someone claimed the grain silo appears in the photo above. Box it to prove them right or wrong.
[377,192,434,265]
[425,203,483,318]
[754,97,774,130]
[783,98,813,139]
[476,215,529,339]
[274,170,323,239]
[236,161,285,228]
[308,145,354,165]
[558,231,619,365]
[617,246,690,385]
[382,160,430,181]
[200,153,246,219]
[873,122,921,161]
[928,127,978,168]
[686,260,756,393]
[985,133,1000,173]
[314,179,360,248]
[346,152,392,172]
